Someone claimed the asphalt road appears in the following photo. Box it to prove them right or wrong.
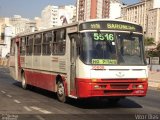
[0,67,160,120]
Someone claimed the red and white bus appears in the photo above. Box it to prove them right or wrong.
[9,19,148,102]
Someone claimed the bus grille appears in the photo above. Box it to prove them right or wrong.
[110,84,129,89]
[104,90,132,95]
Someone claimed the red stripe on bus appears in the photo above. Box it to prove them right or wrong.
[25,70,56,92]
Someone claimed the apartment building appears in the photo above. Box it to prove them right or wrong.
[121,0,160,44]
[110,0,123,19]
[10,15,36,34]
[41,5,59,28]
[0,15,36,57]
[76,0,110,21]
[121,1,146,31]
[147,8,160,44]
[58,5,76,26]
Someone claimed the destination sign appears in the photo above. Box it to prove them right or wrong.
[92,59,117,65]
[79,21,143,33]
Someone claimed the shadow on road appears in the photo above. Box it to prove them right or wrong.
[13,82,58,98]
[66,98,142,109]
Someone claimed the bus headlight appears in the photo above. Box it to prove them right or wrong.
[137,85,143,89]
[94,85,100,89]
[132,84,144,89]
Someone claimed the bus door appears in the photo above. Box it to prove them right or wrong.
[70,34,78,96]
[15,38,20,80]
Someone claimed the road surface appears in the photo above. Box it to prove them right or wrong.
[0,67,159,120]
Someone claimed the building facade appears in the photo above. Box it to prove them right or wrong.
[58,5,76,26]
[147,8,160,44]
[41,5,76,29]
[10,15,36,34]
[1,26,15,58]
[0,15,36,57]
[110,0,123,19]
[41,5,59,28]
[121,2,146,31]
[121,0,160,44]
[0,18,10,44]
[76,0,110,21]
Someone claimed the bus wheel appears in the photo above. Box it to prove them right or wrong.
[57,81,66,102]
[22,73,27,89]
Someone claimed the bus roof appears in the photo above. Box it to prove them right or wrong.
[13,19,142,38]
[15,22,79,38]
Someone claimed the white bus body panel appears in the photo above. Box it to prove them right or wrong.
[76,58,148,79]
[22,55,67,74]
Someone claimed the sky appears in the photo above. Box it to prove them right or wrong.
[0,0,140,19]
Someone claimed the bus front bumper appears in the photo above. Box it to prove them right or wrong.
[76,78,148,98]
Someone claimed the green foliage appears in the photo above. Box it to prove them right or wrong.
[144,37,155,46]
[145,42,160,57]
[144,37,157,57]
[146,51,159,57]
[1,33,5,40]
[156,43,160,57]
[157,43,160,51]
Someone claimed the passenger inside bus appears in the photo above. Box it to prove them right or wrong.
[93,43,110,59]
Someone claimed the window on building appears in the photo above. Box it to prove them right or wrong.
[52,29,66,55]
[43,31,52,55]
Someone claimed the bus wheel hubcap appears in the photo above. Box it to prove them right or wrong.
[22,78,25,86]
[58,83,64,96]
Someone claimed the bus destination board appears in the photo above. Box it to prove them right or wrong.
[79,21,143,33]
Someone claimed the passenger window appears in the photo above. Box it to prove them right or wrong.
[43,31,52,55]
[26,35,34,55]
[52,29,66,55]
[34,34,42,55]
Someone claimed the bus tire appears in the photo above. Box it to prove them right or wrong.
[57,81,66,102]
[22,72,27,89]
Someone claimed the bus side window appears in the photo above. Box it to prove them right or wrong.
[52,29,66,55]
[34,34,42,55]
[26,37,29,55]
[52,31,58,54]
[43,31,52,55]
[26,35,33,55]
[20,37,26,55]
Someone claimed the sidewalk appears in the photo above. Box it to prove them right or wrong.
[148,71,160,89]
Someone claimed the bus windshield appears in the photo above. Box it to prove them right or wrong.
[80,32,145,65]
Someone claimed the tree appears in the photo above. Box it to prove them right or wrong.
[156,43,160,56]
[144,37,156,57]
[157,42,160,51]
[144,37,155,46]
